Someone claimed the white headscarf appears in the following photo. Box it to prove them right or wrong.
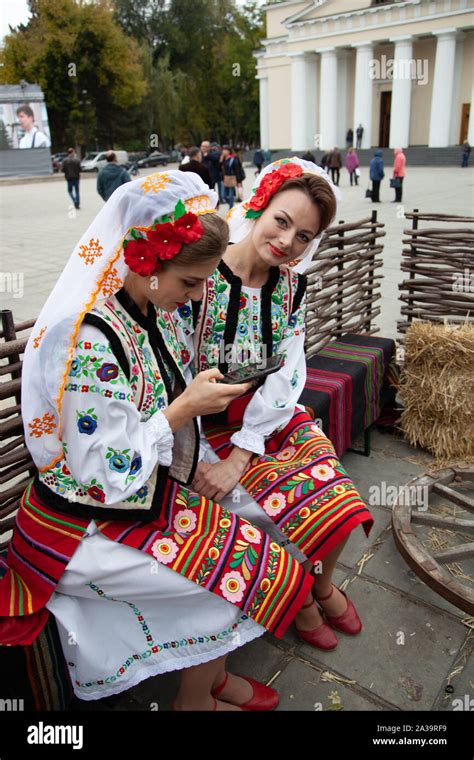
[23,171,218,472]
[226,156,341,273]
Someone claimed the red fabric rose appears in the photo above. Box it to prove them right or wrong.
[247,164,303,215]
[124,237,157,276]
[173,213,204,243]
[248,186,271,212]
[259,171,285,195]
[148,223,182,259]
[277,162,303,179]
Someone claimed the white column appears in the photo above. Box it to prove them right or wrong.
[352,42,374,149]
[468,78,474,146]
[449,34,464,145]
[336,50,351,147]
[319,48,338,150]
[389,36,413,148]
[290,53,317,151]
[306,54,318,152]
[428,29,457,147]
[258,76,269,150]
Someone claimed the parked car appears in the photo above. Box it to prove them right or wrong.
[81,150,129,172]
[125,152,147,170]
[51,152,68,173]
[137,151,170,168]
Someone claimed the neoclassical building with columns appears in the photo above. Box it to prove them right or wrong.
[255,0,474,150]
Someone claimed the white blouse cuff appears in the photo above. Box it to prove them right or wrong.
[145,410,174,467]
[231,428,266,456]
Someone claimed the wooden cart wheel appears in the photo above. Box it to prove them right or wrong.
[392,466,474,615]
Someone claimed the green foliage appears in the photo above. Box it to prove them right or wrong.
[1,0,265,152]
[0,120,13,149]
[113,0,265,147]
[1,0,147,151]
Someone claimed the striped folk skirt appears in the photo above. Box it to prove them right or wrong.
[0,478,313,700]
[203,406,374,564]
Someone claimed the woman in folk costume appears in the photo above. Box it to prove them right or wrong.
[0,171,315,710]
[193,157,374,651]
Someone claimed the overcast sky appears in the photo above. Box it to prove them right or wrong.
[1,0,30,43]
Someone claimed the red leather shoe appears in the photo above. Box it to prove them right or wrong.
[211,672,279,711]
[314,584,362,636]
[294,599,338,651]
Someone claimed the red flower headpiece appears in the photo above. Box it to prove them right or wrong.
[123,199,204,276]
[245,161,303,220]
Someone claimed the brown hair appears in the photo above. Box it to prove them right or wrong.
[16,104,34,119]
[270,172,337,236]
[164,212,229,269]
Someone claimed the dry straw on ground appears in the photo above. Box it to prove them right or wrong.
[398,321,474,463]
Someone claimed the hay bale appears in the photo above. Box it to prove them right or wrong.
[398,321,474,463]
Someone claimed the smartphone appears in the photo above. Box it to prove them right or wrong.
[220,354,285,385]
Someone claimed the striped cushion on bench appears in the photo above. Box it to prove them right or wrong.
[299,334,398,457]
[0,549,73,711]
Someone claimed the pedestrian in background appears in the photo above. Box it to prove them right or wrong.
[253,147,263,176]
[220,145,242,208]
[392,148,406,203]
[201,140,224,200]
[327,147,342,186]
[345,146,360,187]
[61,147,81,210]
[234,146,246,202]
[319,151,329,170]
[179,146,212,188]
[97,151,131,202]
[461,141,471,168]
[369,148,384,203]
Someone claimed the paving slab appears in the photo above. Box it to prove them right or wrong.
[362,531,468,619]
[271,657,390,711]
[295,576,468,710]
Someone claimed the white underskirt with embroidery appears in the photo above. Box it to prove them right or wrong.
[46,439,309,703]
[46,517,265,702]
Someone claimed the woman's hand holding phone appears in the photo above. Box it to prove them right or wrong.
[164,369,251,432]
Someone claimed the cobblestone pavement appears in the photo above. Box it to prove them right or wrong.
[1,164,473,337]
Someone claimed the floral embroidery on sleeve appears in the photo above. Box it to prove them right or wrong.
[76,408,98,434]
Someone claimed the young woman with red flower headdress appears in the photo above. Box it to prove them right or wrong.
[194,158,374,652]
[0,171,315,710]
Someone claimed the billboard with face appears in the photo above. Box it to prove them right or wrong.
[0,98,51,149]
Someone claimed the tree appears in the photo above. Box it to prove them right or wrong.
[0,0,148,152]
[0,121,13,150]
[113,0,265,148]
